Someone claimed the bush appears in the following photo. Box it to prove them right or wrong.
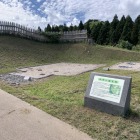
[42,32,61,43]
[116,40,133,50]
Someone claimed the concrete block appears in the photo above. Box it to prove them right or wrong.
[84,72,132,116]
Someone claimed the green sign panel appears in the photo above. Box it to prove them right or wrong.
[90,76,124,103]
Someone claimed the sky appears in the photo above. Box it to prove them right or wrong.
[0,0,140,29]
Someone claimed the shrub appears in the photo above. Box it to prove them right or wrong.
[43,32,62,43]
[116,40,133,50]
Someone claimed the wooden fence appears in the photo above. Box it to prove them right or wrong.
[60,30,87,42]
[0,21,87,42]
[0,21,48,42]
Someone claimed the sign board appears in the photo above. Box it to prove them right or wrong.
[84,72,132,116]
[90,76,124,103]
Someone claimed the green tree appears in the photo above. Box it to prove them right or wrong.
[78,20,84,30]
[58,25,64,32]
[54,25,60,32]
[109,14,119,44]
[38,26,42,32]
[84,19,94,37]
[115,15,126,43]
[63,23,68,31]
[131,15,140,45]
[73,25,78,31]
[97,21,110,45]
[121,15,133,43]
[69,24,74,31]
[91,22,103,42]
[51,26,55,32]
[45,24,52,32]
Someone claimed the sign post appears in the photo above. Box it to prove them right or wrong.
[84,72,132,116]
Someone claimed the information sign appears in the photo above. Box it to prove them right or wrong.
[90,76,124,103]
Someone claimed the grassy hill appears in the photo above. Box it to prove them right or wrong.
[0,36,140,140]
[1,35,140,73]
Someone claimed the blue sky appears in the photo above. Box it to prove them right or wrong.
[0,0,140,29]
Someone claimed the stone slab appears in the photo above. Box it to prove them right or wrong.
[84,72,132,116]
[110,62,140,71]
[10,63,105,79]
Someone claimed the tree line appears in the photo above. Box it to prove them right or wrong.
[87,15,140,47]
[42,14,140,48]
[43,20,84,33]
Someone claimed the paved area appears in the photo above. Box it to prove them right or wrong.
[10,63,105,79]
[0,89,93,140]
[110,62,140,71]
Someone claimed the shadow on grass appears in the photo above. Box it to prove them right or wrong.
[125,109,140,122]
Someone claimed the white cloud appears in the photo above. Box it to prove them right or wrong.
[40,0,140,24]
[40,0,118,25]
[0,0,47,29]
[0,0,140,29]
[118,0,140,20]
[37,0,42,3]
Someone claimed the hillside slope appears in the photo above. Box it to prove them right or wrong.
[1,35,140,73]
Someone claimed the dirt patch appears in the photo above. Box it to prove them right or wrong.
[10,63,105,79]
[110,62,140,71]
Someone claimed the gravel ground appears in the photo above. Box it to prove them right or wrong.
[0,74,34,85]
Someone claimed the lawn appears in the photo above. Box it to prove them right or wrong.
[0,36,140,140]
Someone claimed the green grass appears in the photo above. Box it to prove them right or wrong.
[0,35,140,140]
[1,35,140,73]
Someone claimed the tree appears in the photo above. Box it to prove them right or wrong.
[69,24,74,31]
[73,25,78,31]
[84,19,94,37]
[78,20,84,30]
[38,26,42,32]
[97,21,110,45]
[121,15,133,43]
[85,21,90,37]
[91,22,103,42]
[58,25,64,32]
[131,15,140,45]
[54,25,60,32]
[51,25,55,32]
[115,15,126,43]
[109,14,119,44]
[45,24,52,32]
[63,23,68,31]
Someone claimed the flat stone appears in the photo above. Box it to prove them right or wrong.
[16,83,20,85]
[110,62,140,71]
[103,67,110,71]
[119,66,132,68]
[24,76,31,81]
[40,73,45,75]
[127,62,135,65]
[21,70,27,72]
[9,63,105,79]
[10,82,17,86]
[54,71,59,72]
[37,69,42,71]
